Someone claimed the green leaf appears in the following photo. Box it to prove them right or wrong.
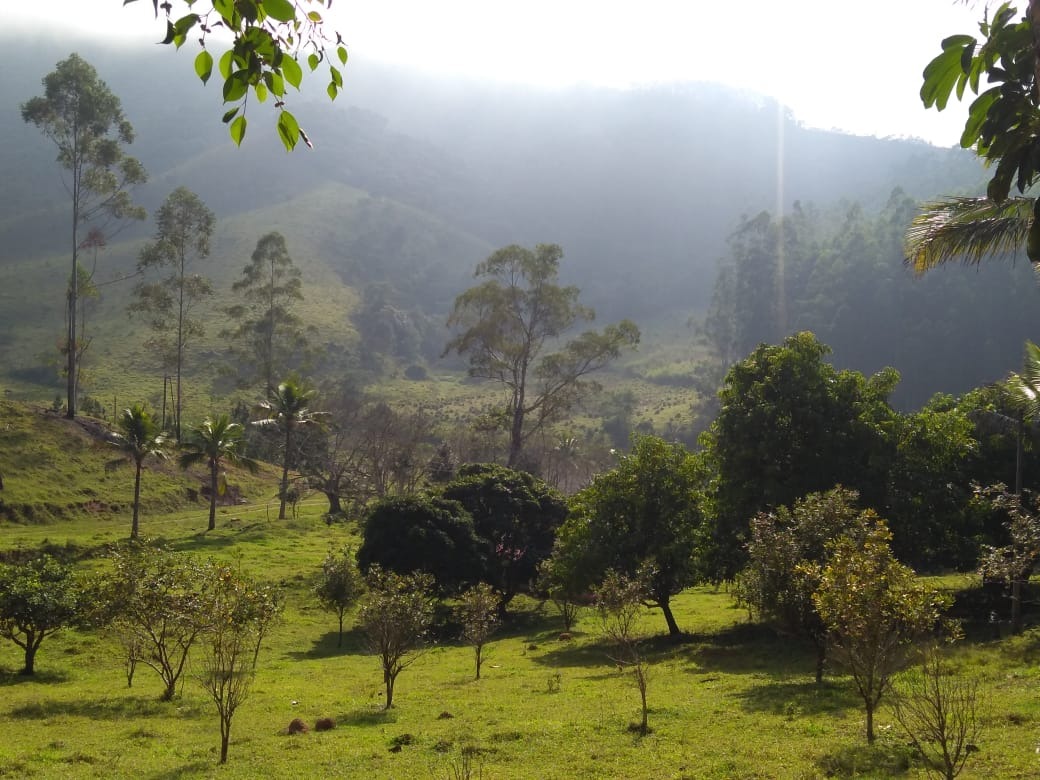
[330,65,343,88]
[255,82,269,103]
[223,71,249,103]
[264,71,285,97]
[307,11,323,22]
[282,56,303,89]
[327,82,338,101]
[961,87,999,148]
[277,110,300,152]
[230,115,247,147]
[218,49,235,80]
[921,36,976,110]
[308,53,320,71]
[221,107,240,124]
[194,50,214,84]
[338,46,348,66]
[264,0,296,22]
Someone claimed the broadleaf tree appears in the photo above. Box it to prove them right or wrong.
[445,243,640,468]
[130,187,216,439]
[125,0,348,150]
[551,435,709,638]
[21,53,148,418]
[0,555,81,676]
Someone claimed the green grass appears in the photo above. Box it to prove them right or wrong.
[2,502,1039,779]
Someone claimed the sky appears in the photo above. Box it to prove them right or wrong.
[7,0,988,146]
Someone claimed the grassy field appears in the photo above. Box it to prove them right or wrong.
[2,503,1040,779]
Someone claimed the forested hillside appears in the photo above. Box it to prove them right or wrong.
[0,29,1025,418]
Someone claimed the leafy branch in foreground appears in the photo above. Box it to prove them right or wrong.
[125,0,347,150]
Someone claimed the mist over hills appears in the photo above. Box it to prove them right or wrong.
[1,30,1026,412]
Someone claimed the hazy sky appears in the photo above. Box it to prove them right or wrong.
[8,0,986,146]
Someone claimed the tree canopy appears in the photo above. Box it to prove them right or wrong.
[445,243,639,468]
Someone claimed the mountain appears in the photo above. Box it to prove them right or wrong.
[0,31,1007,415]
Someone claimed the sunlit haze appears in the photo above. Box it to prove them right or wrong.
[8,0,986,146]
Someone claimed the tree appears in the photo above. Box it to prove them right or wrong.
[21,53,147,419]
[595,569,652,735]
[920,3,1040,262]
[357,495,485,594]
[107,405,169,540]
[0,555,81,676]
[976,484,1040,633]
[130,188,216,439]
[814,522,952,744]
[892,648,981,780]
[904,196,1032,273]
[445,243,640,468]
[225,232,308,392]
[253,377,325,520]
[738,487,876,683]
[455,582,501,680]
[126,0,347,150]
[314,545,364,647]
[197,564,279,764]
[706,332,896,579]
[178,414,259,531]
[441,463,568,605]
[356,567,435,709]
[101,545,213,701]
[552,436,708,638]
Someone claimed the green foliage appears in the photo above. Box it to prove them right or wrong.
[20,53,147,418]
[314,545,364,647]
[706,332,895,578]
[455,582,501,680]
[357,494,484,594]
[196,562,279,763]
[446,243,640,467]
[441,464,568,603]
[356,566,435,709]
[594,568,651,734]
[129,187,215,439]
[555,435,708,637]
[0,555,81,675]
[224,232,309,392]
[99,544,214,701]
[814,522,953,744]
[126,0,346,150]
[178,414,259,531]
[739,487,876,683]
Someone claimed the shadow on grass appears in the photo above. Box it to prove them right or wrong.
[159,523,272,554]
[0,669,70,686]
[287,629,367,661]
[9,695,202,720]
[335,706,397,727]
[815,741,913,778]
[679,622,816,677]
[734,678,860,716]
[147,761,213,779]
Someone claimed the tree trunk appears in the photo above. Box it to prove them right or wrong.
[220,716,231,763]
[658,596,681,638]
[1012,577,1024,634]
[814,640,826,685]
[325,491,342,516]
[337,612,344,647]
[475,645,483,680]
[865,700,875,744]
[384,669,395,709]
[67,201,79,420]
[279,427,291,520]
[21,638,38,676]
[131,460,143,539]
[208,460,218,531]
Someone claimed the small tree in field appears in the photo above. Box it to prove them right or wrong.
[107,404,168,540]
[455,583,501,680]
[197,564,279,764]
[0,555,81,675]
[595,569,651,735]
[892,647,980,780]
[315,545,364,647]
[357,567,434,709]
[814,522,952,743]
[102,544,212,701]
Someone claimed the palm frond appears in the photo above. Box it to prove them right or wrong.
[904,196,1034,274]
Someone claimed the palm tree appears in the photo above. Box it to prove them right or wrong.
[108,404,168,540]
[179,414,259,531]
[253,377,325,519]
[904,196,1034,274]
